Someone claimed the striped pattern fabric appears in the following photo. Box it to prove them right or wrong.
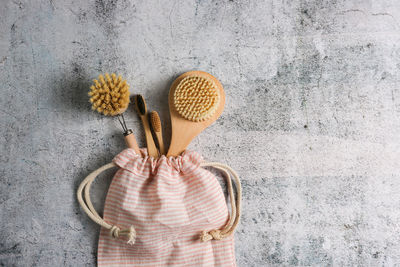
[97,148,236,266]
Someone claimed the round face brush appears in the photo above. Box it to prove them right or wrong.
[89,73,140,154]
[167,71,225,157]
[174,76,220,122]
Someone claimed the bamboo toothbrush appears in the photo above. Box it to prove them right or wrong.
[89,73,140,155]
[134,95,159,158]
[167,70,225,157]
[150,111,166,155]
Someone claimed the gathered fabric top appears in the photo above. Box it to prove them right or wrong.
[113,148,203,175]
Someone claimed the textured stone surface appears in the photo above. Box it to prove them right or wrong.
[1,0,400,266]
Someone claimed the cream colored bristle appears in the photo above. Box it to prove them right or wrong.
[89,73,130,116]
[173,76,220,122]
[150,111,162,132]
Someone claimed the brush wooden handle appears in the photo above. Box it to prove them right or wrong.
[140,114,159,158]
[155,132,165,155]
[124,132,141,155]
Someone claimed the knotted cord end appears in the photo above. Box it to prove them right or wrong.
[200,229,222,242]
[109,225,136,245]
[109,225,120,238]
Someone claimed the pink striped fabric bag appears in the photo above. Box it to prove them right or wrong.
[77,148,241,266]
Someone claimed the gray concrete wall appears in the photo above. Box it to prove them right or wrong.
[1,0,400,266]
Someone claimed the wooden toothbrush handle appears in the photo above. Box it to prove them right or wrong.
[140,115,159,158]
[156,132,166,155]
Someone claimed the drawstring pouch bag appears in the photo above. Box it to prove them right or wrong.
[77,148,241,266]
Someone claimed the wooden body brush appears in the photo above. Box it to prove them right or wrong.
[167,71,225,157]
[89,73,140,155]
[135,95,159,158]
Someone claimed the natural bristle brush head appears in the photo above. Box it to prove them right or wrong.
[135,95,147,115]
[174,76,220,122]
[150,111,166,155]
[150,111,162,132]
[89,73,130,116]
[167,71,225,157]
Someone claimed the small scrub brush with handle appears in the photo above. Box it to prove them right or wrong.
[89,73,140,155]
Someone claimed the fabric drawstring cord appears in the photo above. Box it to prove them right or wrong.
[199,162,242,242]
[77,160,241,245]
[77,162,136,245]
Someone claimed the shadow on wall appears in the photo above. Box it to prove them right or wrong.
[47,63,92,115]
